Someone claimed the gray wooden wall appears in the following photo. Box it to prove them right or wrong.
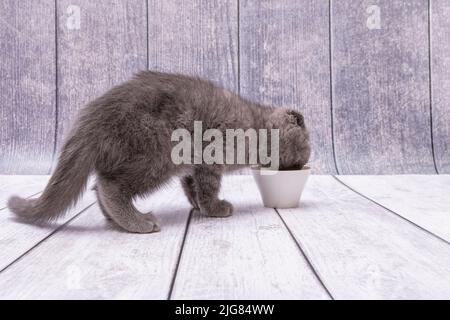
[0,0,449,175]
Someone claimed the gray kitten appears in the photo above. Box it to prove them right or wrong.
[8,71,310,233]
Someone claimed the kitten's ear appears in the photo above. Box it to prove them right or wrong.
[286,110,305,127]
[268,108,305,128]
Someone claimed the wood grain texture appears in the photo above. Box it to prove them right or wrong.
[0,0,56,174]
[240,0,336,174]
[332,0,435,174]
[431,0,450,173]
[0,175,49,209]
[279,175,450,299]
[336,175,450,242]
[148,0,238,91]
[0,176,96,273]
[171,176,330,300]
[0,183,190,299]
[56,0,147,151]
[1,175,450,298]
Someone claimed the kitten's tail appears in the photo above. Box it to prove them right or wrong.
[7,131,95,223]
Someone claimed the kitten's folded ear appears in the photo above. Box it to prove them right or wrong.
[286,110,305,127]
[268,108,306,128]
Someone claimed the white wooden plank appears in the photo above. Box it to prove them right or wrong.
[279,176,450,299]
[0,175,49,209]
[148,0,238,91]
[332,0,435,174]
[336,175,450,243]
[0,178,96,273]
[240,0,336,174]
[431,0,450,173]
[56,0,147,151]
[0,182,190,299]
[0,0,56,174]
[171,176,330,300]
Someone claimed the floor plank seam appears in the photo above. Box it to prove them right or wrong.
[0,201,96,275]
[332,175,450,246]
[167,208,194,300]
[0,190,43,211]
[275,208,335,300]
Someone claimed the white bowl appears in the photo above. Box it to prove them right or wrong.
[251,166,311,209]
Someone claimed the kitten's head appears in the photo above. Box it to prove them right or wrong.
[268,108,311,170]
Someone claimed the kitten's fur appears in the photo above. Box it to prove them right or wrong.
[8,71,310,233]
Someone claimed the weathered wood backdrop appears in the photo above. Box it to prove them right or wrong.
[0,0,448,174]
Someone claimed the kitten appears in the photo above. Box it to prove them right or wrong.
[8,71,310,233]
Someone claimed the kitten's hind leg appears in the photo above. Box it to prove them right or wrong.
[181,175,199,209]
[96,178,160,233]
[193,166,233,218]
[92,184,112,220]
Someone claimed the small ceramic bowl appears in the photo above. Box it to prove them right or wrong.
[251,165,311,209]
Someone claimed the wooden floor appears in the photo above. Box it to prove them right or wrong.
[0,174,449,299]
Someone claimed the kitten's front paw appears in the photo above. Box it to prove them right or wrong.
[202,200,233,218]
